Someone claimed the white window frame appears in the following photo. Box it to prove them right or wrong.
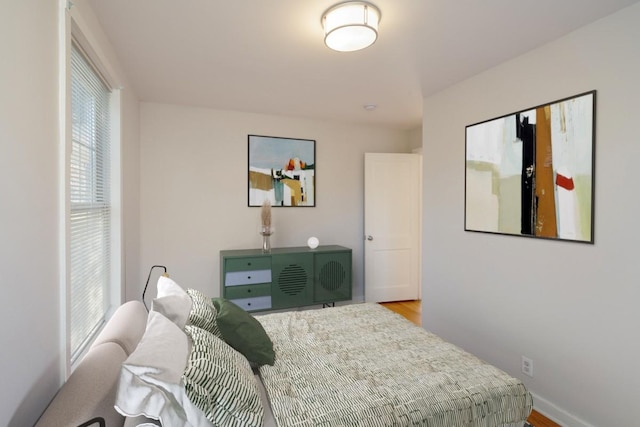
[59,0,123,375]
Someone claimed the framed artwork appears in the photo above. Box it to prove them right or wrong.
[248,134,316,207]
[465,90,596,243]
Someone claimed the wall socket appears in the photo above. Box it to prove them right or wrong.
[521,356,533,377]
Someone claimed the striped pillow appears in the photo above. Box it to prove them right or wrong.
[183,325,264,427]
[186,288,222,338]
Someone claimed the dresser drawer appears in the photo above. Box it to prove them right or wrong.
[225,269,272,286]
[225,257,271,272]
[224,283,271,300]
[230,296,272,312]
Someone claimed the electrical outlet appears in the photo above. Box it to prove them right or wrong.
[521,356,533,377]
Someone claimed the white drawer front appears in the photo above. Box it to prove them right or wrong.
[230,296,272,311]
[225,269,272,286]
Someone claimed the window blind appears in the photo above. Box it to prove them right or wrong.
[70,43,112,361]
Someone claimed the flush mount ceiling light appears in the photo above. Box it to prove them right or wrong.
[322,1,381,52]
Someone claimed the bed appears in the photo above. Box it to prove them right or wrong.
[35,275,532,427]
[257,303,532,426]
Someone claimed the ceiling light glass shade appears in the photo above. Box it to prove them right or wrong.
[322,2,381,52]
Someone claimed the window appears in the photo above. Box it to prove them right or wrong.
[68,42,114,362]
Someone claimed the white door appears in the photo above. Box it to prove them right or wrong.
[364,153,421,302]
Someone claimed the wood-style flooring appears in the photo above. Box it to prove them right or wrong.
[379,300,422,326]
[378,300,561,427]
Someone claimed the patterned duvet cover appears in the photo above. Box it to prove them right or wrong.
[257,303,532,427]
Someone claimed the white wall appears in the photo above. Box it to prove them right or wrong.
[122,84,142,302]
[407,127,423,152]
[421,4,640,427]
[1,2,60,425]
[138,102,411,301]
[0,2,140,424]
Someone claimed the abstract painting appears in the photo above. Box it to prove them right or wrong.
[248,135,316,207]
[465,91,595,243]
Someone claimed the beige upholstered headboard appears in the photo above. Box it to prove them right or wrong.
[35,301,148,427]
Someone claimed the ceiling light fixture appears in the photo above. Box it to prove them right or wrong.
[322,1,381,52]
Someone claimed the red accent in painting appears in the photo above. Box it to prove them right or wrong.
[556,173,575,190]
[284,158,306,171]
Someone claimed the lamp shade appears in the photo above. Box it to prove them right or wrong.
[322,2,381,52]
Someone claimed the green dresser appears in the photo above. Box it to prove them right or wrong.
[220,245,352,312]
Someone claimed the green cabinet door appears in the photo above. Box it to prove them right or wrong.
[314,250,352,303]
[271,252,313,309]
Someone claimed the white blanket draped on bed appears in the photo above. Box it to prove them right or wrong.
[257,303,532,427]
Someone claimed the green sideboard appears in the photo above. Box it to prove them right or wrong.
[220,245,352,312]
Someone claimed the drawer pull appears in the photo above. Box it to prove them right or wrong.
[247,289,251,293]
[247,276,251,280]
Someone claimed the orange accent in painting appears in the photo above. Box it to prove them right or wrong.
[535,106,558,238]
[249,170,272,191]
[282,178,302,206]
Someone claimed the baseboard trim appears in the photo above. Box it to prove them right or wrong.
[531,392,594,427]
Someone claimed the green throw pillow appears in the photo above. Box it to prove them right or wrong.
[211,298,275,367]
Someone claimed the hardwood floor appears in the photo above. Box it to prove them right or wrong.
[526,410,561,427]
[378,300,560,427]
[379,300,421,326]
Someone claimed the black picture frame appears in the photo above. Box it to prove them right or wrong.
[464,90,596,243]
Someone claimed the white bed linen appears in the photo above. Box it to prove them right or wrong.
[123,373,276,427]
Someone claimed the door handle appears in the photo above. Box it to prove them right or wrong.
[366,235,374,241]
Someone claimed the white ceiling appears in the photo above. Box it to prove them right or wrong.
[87,0,639,130]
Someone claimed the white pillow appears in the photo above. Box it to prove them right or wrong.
[152,276,192,329]
[114,311,212,427]
[156,275,188,298]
